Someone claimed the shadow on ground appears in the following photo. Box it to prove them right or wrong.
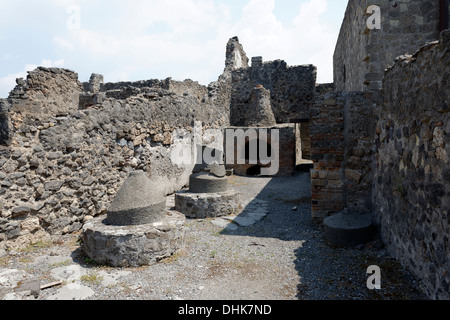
[218,167,428,300]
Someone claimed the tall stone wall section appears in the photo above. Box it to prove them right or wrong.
[0,67,229,250]
[230,60,316,126]
[334,0,440,92]
[310,92,374,221]
[373,31,450,300]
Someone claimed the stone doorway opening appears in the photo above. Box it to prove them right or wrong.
[244,139,272,162]
[246,165,262,176]
[243,139,274,176]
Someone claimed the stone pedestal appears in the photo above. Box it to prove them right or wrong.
[81,212,186,267]
[323,209,374,247]
[175,164,239,219]
[81,170,186,267]
[175,190,239,219]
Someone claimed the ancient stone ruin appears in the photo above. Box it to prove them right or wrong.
[175,162,239,219]
[0,0,449,300]
[81,170,185,267]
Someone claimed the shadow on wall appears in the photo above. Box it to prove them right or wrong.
[0,113,10,146]
[0,100,11,146]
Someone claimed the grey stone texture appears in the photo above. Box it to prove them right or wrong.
[224,36,249,71]
[242,86,277,127]
[189,172,229,194]
[0,268,40,300]
[205,162,226,178]
[0,21,447,301]
[176,162,238,219]
[324,209,374,247]
[230,59,316,125]
[373,30,450,300]
[105,171,167,226]
[0,99,12,145]
[334,0,441,92]
[174,190,239,219]
[8,67,83,118]
[81,211,186,267]
[0,65,229,251]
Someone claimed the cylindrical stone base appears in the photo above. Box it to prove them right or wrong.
[324,211,374,248]
[81,211,186,267]
[189,172,229,193]
[175,190,239,219]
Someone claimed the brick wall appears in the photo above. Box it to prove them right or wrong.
[310,93,345,221]
[310,91,374,221]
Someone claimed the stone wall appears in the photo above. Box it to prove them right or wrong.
[310,91,374,221]
[0,67,229,250]
[0,99,12,145]
[373,30,450,300]
[9,67,83,118]
[334,0,441,92]
[230,59,316,126]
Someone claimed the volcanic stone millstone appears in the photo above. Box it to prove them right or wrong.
[175,190,239,219]
[105,170,167,226]
[324,210,374,247]
[189,172,229,194]
[81,212,186,267]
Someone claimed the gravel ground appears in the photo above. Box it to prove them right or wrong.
[0,170,428,300]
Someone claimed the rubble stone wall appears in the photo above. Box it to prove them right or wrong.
[373,31,450,300]
[230,60,316,126]
[0,67,229,250]
[334,0,440,92]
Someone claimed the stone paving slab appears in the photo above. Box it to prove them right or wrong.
[211,218,239,230]
[46,284,95,300]
[210,199,270,229]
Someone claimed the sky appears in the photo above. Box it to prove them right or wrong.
[0,0,349,98]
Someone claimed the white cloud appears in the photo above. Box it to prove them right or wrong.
[226,0,337,83]
[1,0,343,97]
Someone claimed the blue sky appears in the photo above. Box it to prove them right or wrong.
[0,0,348,98]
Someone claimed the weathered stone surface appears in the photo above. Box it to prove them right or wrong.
[81,212,186,267]
[334,0,440,92]
[44,180,64,192]
[0,63,230,250]
[230,60,316,125]
[189,172,229,194]
[0,269,40,300]
[211,218,239,230]
[205,162,226,178]
[46,285,95,301]
[373,30,450,300]
[175,190,239,219]
[105,170,167,226]
[324,209,374,247]
[242,86,276,127]
[225,124,296,177]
